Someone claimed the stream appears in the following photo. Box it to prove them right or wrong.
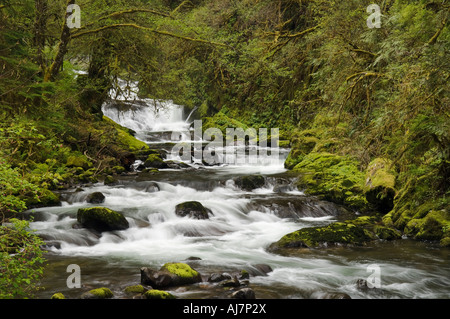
[29,85,449,299]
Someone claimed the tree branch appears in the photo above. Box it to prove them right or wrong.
[427,16,448,45]
[71,23,232,48]
[171,0,194,15]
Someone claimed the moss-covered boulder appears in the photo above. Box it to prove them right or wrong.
[143,289,176,299]
[81,287,114,299]
[77,207,129,232]
[140,262,202,288]
[175,201,212,219]
[51,292,65,299]
[103,175,117,185]
[102,116,149,153]
[234,175,265,191]
[66,155,92,170]
[144,154,168,169]
[124,284,146,295]
[293,152,367,210]
[364,158,396,213]
[404,210,449,242]
[23,188,61,209]
[269,216,380,250]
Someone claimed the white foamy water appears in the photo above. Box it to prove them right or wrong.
[29,82,450,299]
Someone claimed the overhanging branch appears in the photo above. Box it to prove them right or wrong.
[71,23,232,48]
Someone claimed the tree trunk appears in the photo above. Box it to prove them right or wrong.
[43,0,74,82]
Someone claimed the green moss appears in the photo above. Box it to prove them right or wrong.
[143,289,176,299]
[66,154,92,170]
[405,210,450,241]
[161,262,201,280]
[77,207,129,232]
[124,285,146,294]
[144,154,166,168]
[364,158,397,213]
[293,152,367,210]
[270,216,378,249]
[83,287,114,299]
[23,188,61,208]
[202,111,248,135]
[103,116,149,153]
[51,293,65,299]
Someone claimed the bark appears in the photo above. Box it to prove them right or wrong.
[43,0,74,82]
[71,23,231,48]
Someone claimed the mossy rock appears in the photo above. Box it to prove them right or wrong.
[234,175,265,191]
[175,201,212,219]
[269,216,378,250]
[124,284,146,295]
[293,152,367,210]
[364,158,396,214]
[374,225,402,240]
[144,154,168,169]
[143,289,176,299]
[141,262,202,288]
[77,207,129,232]
[160,262,202,285]
[202,112,248,136]
[404,210,449,241]
[112,165,126,174]
[23,188,61,209]
[51,293,65,299]
[103,175,117,185]
[66,155,92,170]
[81,287,114,299]
[103,116,149,153]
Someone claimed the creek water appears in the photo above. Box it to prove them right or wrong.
[29,85,449,299]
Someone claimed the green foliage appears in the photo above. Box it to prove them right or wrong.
[0,159,40,219]
[0,219,46,299]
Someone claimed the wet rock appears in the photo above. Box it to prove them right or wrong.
[86,192,105,204]
[77,207,129,232]
[165,160,191,169]
[104,175,117,185]
[144,154,168,169]
[356,279,370,291]
[314,292,352,299]
[143,289,176,299]
[230,288,256,299]
[234,175,265,191]
[141,262,202,288]
[208,273,232,283]
[219,276,241,287]
[269,216,378,250]
[81,287,114,299]
[247,264,273,276]
[175,201,212,220]
[144,181,160,193]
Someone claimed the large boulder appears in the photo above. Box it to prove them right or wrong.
[234,175,265,191]
[175,201,212,220]
[364,158,396,213]
[141,262,202,288]
[269,216,378,250]
[77,207,129,232]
